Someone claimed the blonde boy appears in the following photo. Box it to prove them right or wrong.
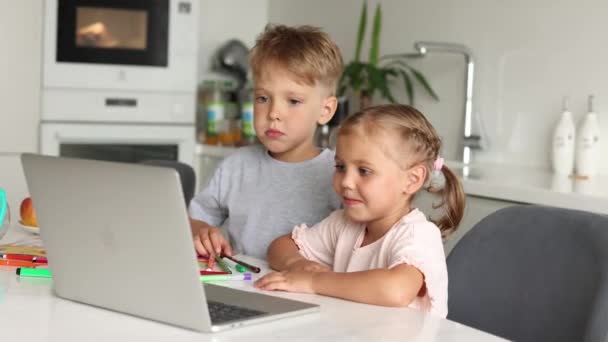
[189,25,344,259]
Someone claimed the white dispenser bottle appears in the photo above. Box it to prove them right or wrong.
[575,95,601,178]
[552,97,576,175]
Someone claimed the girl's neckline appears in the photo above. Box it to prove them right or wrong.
[353,208,423,250]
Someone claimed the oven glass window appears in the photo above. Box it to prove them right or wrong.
[75,7,148,50]
[60,144,178,163]
[57,0,169,67]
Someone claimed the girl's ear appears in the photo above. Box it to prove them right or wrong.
[318,95,338,125]
[404,164,427,195]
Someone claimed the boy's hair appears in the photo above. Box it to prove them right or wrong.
[249,24,343,95]
[338,104,465,236]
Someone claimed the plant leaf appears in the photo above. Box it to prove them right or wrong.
[409,68,439,101]
[398,69,414,105]
[354,1,367,62]
[378,70,396,103]
[342,62,366,91]
[368,4,382,66]
[385,60,440,102]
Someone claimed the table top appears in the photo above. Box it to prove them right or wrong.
[0,226,506,342]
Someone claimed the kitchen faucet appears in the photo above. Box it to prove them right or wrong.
[414,41,481,165]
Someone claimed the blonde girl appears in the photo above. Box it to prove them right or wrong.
[255,104,465,317]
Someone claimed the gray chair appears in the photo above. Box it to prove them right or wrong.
[447,205,608,342]
[139,160,196,206]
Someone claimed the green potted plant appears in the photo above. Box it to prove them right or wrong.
[338,1,439,109]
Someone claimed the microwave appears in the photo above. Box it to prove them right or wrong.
[43,0,198,93]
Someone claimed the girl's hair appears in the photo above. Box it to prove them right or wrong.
[338,104,465,236]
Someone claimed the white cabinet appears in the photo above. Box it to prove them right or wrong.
[0,0,42,153]
[444,195,524,255]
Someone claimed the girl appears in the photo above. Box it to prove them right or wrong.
[254,104,465,317]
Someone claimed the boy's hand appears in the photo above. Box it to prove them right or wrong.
[254,271,316,294]
[285,259,331,273]
[190,219,233,257]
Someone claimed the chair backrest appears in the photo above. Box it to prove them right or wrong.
[447,205,608,342]
[139,160,196,206]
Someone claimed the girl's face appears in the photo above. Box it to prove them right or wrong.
[333,129,415,231]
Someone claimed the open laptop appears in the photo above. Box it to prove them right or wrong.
[21,153,319,332]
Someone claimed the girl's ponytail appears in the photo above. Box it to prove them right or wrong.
[427,164,465,237]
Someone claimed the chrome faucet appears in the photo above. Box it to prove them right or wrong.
[414,41,481,165]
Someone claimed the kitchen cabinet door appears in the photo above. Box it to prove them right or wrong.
[444,195,525,255]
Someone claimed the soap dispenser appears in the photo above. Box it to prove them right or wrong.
[575,95,601,178]
[552,97,576,175]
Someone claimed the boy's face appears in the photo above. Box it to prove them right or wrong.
[333,130,422,232]
[253,66,336,162]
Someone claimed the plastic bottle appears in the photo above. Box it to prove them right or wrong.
[575,95,601,178]
[240,82,257,145]
[204,81,226,146]
[551,97,575,175]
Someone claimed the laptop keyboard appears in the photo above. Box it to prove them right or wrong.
[207,300,266,324]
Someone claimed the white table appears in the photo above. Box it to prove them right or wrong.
[0,226,506,342]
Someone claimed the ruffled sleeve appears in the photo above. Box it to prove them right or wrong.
[387,220,448,318]
[291,210,346,268]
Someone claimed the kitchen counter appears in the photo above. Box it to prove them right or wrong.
[448,161,608,215]
[195,144,608,215]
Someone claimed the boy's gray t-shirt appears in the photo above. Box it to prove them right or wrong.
[189,145,341,259]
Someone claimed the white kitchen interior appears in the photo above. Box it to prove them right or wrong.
[2,0,608,247]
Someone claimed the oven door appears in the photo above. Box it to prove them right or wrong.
[43,0,198,92]
[56,0,168,67]
[40,122,195,166]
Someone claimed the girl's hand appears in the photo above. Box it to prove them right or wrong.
[286,259,331,273]
[254,271,316,294]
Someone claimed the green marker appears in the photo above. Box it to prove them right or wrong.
[200,273,252,283]
[235,264,247,273]
[16,267,52,278]
[214,256,232,274]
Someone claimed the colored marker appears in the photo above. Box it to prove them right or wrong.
[200,273,252,283]
[215,256,232,274]
[16,267,52,278]
[221,255,261,273]
[0,259,40,268]
[199,270,230,275]
[205,255,216,271]
[235,264,247,273]
[1,254,48,263]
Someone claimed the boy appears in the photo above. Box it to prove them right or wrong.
[189,24,344,259]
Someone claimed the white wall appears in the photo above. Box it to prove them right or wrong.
[269,0,608,174]
[0,0,42,213]
[198,0,268,82]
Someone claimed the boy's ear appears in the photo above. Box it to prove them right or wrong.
[404,164,427,195]
[317,95,338,125]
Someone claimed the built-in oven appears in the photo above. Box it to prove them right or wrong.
[43,0,197,93]
[41,123,196,165]
[40,0,199,172]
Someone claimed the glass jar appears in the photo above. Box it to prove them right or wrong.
[0,188,10,241]
[196,80,241,146]
[239,81,257,146]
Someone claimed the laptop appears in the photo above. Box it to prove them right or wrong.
[21,153,319,332]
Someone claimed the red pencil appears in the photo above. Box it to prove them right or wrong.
[199,270,229,275]
[1,254,48,263]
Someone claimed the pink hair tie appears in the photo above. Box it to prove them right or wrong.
[433,157,444,171]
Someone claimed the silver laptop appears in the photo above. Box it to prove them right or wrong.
[21,153,319,332]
